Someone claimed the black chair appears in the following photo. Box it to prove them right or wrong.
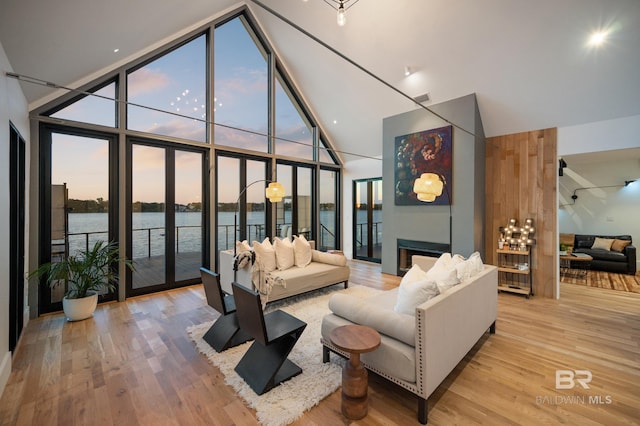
[232,282,307,395]
[200,267,251,352]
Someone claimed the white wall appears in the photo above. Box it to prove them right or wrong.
[558,114,640,156]
[341,157,382,259]
[0,40,30,398]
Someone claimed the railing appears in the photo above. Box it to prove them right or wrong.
[65,221,346,258]
[354,221,383,250]
[66,225,203,258]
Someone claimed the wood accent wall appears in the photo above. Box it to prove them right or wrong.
[485,128,557,298]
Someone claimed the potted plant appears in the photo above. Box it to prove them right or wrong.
[31,240,134,321]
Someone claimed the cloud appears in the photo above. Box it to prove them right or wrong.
[128,67,171,98]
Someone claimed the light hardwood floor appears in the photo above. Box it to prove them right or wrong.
[1,260,639,425]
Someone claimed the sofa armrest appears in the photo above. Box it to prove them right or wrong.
[312,249,348,266]
[415,265,498,398]
[219,249,253,293]
[624,244,636,274]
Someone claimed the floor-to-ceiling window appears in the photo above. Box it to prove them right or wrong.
[319,168,339,251]
[33,7,341,313]
[353,178,382,262]
[215,154,270,256]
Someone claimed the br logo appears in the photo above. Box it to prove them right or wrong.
[556,370,592,389]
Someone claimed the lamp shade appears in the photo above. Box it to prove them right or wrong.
[265,182,285,202]
[413,173,444,202]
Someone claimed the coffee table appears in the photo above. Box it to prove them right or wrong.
[329,324,381,420]
[560,253,593,280]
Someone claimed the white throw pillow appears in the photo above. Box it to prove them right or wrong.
[453,252,483,281]
[426,253,460,293]
[394,264,440,315]
[591,237,614,251]
[273,237,295,270]
[235,240,252,254]
[292,234,312,267]
[252,238,276,272]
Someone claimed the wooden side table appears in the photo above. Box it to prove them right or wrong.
[329,324,381,420]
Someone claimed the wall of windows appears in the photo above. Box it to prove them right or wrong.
[32,6,341,312]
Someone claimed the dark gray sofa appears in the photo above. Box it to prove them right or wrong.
[572,234,636,275]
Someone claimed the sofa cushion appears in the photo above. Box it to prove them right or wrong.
[329,289,416,346]
[592,237,614,251]
[252,238,277,272]
[311,249,347,266]
[292,235,312,267]
[576,248,627,262]
[394,265,440,316]
[322,313,416,383]
[611,239,631,253]
[273,237,295,270]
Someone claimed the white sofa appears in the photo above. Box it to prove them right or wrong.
[320,255,498,424]
[219,241,350,303]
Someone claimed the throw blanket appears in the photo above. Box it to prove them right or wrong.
[233,251,286,305]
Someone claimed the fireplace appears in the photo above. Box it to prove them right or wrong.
[397,239,449,276]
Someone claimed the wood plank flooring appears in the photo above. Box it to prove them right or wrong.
[561,269,640,293]
[1,260,639,425]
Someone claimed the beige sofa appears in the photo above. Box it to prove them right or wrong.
[320,255,498,424]
[219,241,350,303]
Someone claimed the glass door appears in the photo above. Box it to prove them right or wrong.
[353,178,382,263]
[127,141,206,296]
[39,128,118,314]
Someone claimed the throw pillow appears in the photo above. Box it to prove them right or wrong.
[292,234,312,267]
[252,238,277,272]
[591,237,614,251]
[311,250,347,266]
[235,240,252,254]
[455,251,484,281]
[273,237,295,270]
[394,264,440,315]
[426,253,460,293]
[611,239,631,252]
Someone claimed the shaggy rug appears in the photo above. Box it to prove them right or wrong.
[186,284,381,426]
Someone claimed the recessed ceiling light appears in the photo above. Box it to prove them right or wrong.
[333,120,338,124]
[588,30,608,47]
[113,48,120,53]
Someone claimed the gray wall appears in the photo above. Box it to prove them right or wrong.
[381,94,486,275]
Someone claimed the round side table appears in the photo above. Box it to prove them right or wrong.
[329,324,381,420]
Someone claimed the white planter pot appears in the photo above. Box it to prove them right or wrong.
[62,293,98,321]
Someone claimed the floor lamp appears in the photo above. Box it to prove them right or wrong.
[233,179,285,256]
[413,173,453,253]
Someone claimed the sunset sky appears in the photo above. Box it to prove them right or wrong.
[51,17,315,206]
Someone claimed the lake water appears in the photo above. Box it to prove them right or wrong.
[66,210,354,258]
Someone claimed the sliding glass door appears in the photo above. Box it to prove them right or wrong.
[127,140,207,296]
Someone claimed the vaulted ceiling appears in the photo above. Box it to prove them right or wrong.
[1,0,639,162]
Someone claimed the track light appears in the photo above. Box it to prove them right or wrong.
[404,66,411,76]
[625,180,636,187]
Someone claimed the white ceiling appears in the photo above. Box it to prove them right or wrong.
[1,0,639,161]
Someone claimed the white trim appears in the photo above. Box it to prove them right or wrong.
[0,351,12,398]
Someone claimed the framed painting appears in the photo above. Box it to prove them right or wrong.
[394,125,452,205]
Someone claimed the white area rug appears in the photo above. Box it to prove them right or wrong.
[187,284,381,426]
